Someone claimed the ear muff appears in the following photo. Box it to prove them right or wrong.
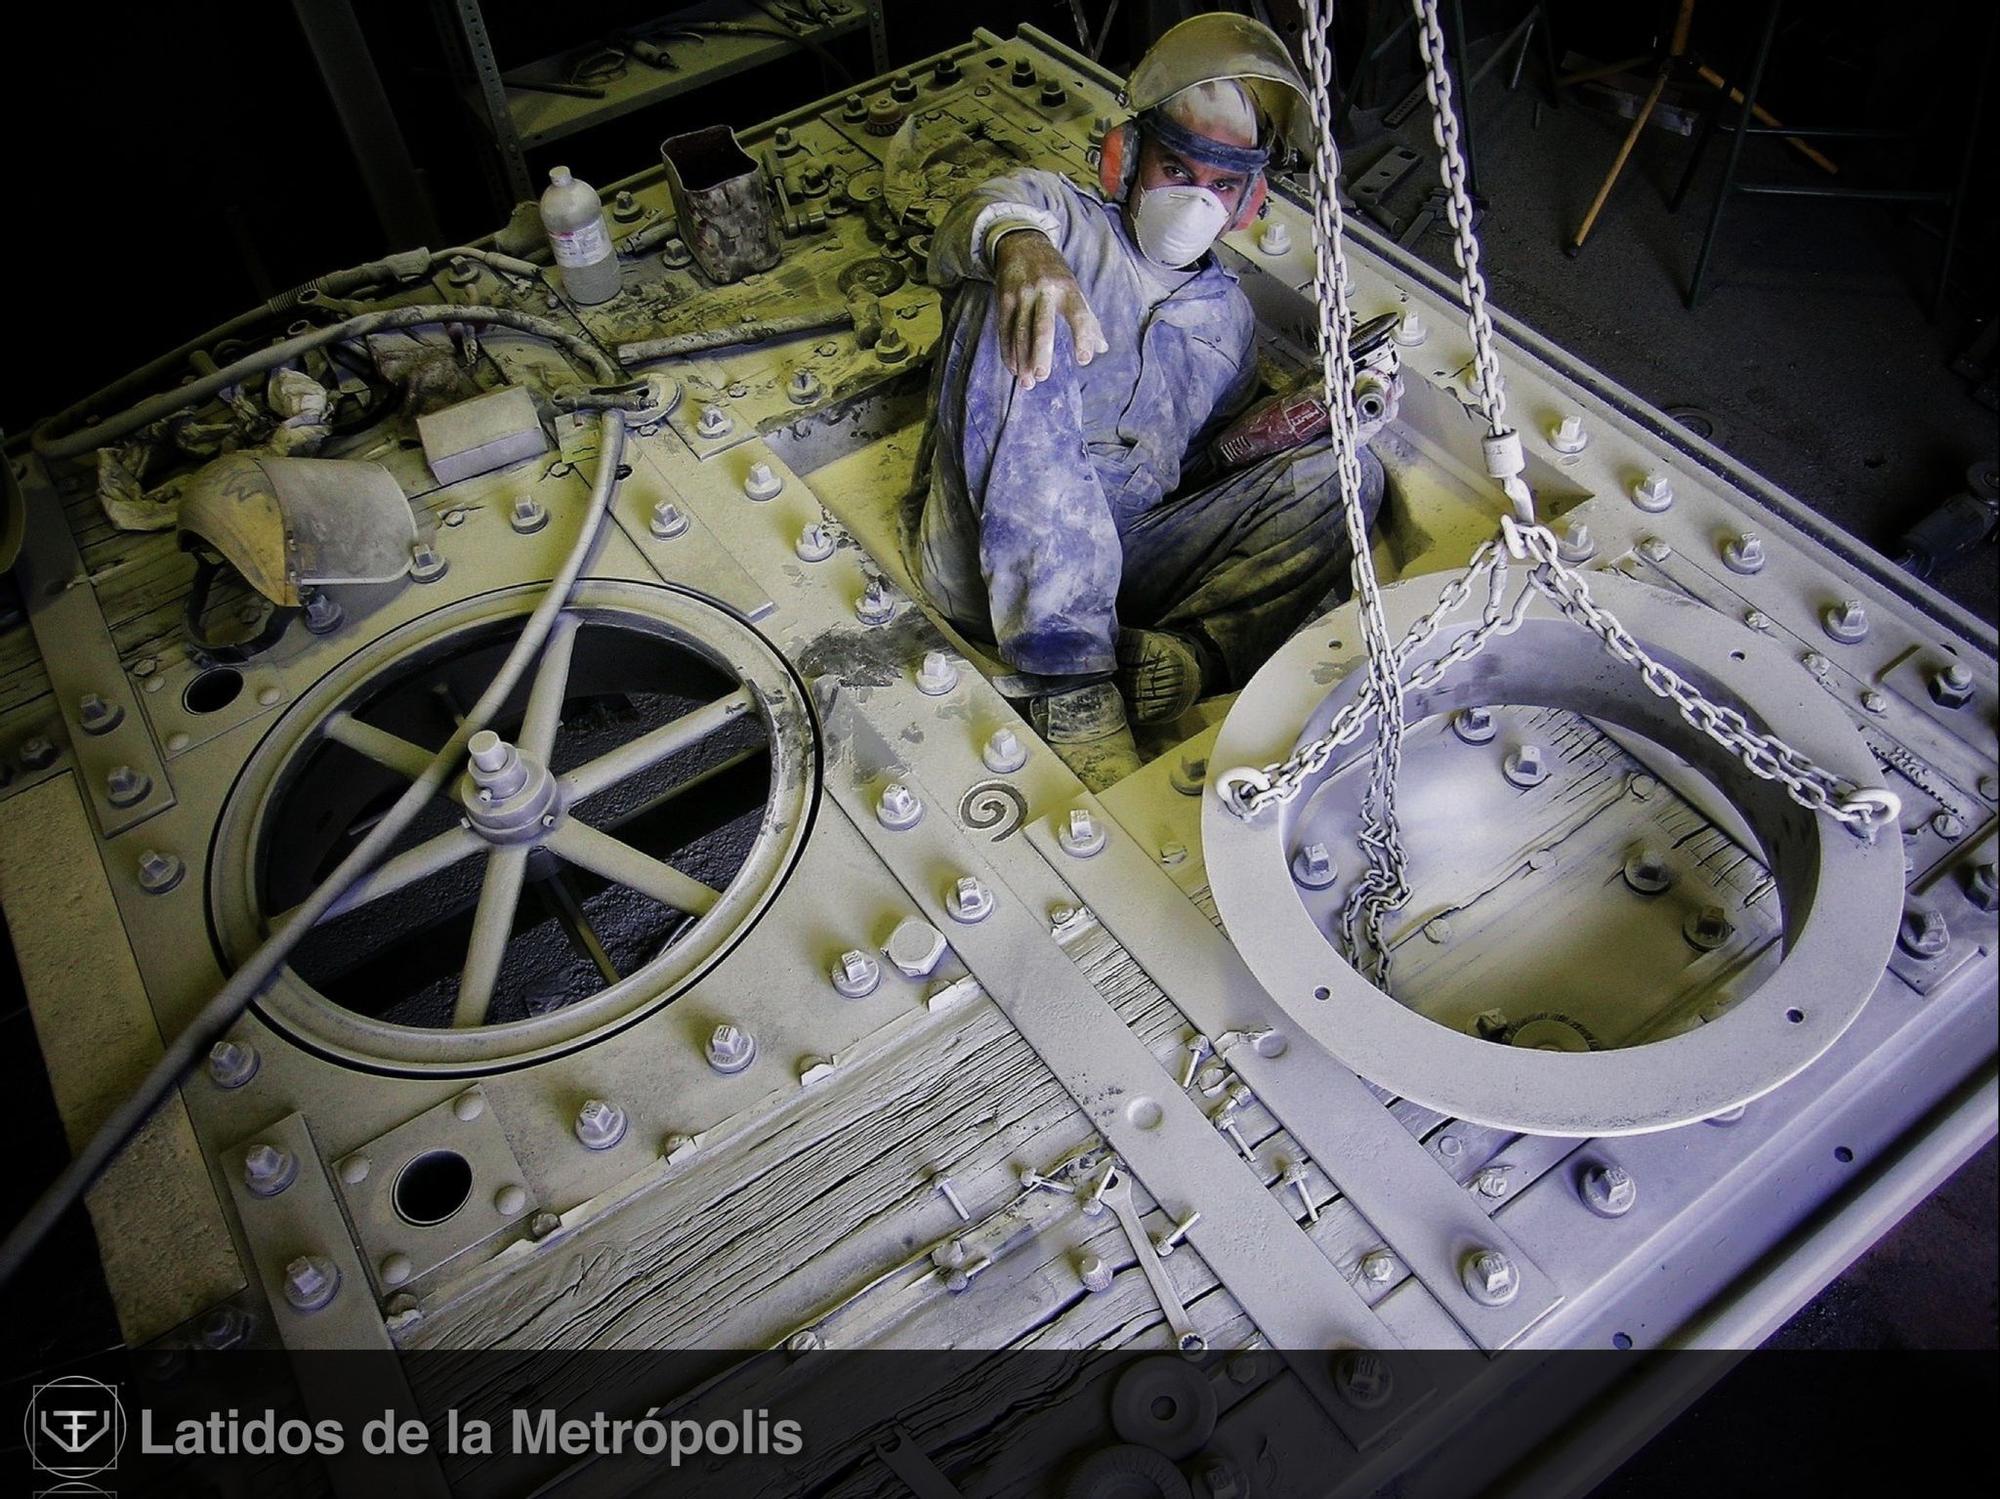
[1096,121,1139,201]
[1227,172,1268,233]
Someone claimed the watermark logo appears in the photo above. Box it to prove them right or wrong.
[23,1376,126,1479]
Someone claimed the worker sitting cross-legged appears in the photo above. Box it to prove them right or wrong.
[915,13,1398,790]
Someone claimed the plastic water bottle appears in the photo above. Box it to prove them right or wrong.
[539,166,620,305]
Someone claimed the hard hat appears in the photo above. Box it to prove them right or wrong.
[177,453,416,607]
[1123,12,1315,158]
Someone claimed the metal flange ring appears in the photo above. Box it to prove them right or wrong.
[1203,568,1904,1136]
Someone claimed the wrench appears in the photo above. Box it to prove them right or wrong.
[1099,1171,1206,1354]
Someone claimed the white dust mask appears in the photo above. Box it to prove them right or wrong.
[1129,184,1231,268]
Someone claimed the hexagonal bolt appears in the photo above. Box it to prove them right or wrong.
[875,328,911,364]
[1078,1253,1114,1293]
[1280,1162,1321,1222]
[198,1305,255,1350]
[1932,810,1966,840]
[1170,754,1207,795]
[1556,522,1595,563]
[1452,705,1497,744]
[137,849,185,894]
[1358,1249,1396,1285]
[1058,807,1106,858]
[1548,414,1588,453]
[648,499,689,538]
[1721,533,1766,574]
[1178,1033,1212,1088]
[1393,307,1427,346]
[856,577,895,625]
[208,1038,260,1089]
[1153,1208,1202,1257]
[787,369,823,405]
[1333,1350,1394,1409]
[574,1098,629,1150]
[743,462,783,501]
[77,692,123,735]
[1898,903,1951,960]
[509,495,549,534]
[1472,1165,1511,1199]
[1580,1162,1638,1218]
[1461,1249,1521,1307]
[1502,743,1548,788]
[1291,841,1336,889]
[982,725,1027,773]
[1684,905,1734,951]
[1801,651,1831,677]
[1820,599,1869,644]
[695,405,732,438]
[1258,220,1292,256]
[915,650,959,696]
[1964,863,1999,915]
[242,1142,298,1197]
[1621,846,1673,894]
[1638,536,1672,562]
[409,540,447,582]
[104,764,152,807]
[885,917,947,978]
[795,522,835,561]
[706,1023,756,1074]
[1744,609,1773,632]
[300,589,343,634]
[1632,472,1674,512]
[875,781,923,830]
[829,949,881,998]
[18,735,58,770]
[282,1254,342,1312]
[945,874,994,923]
[1860,690,1889,715]
[1929,662,1975,709]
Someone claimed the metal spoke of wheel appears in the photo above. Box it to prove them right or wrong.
[538,869,620,984]
[323,711,439,780]
[560,688,754,804]
[543,820,720,915]
[520,614,581,763]
[283,823,487,927]
[455,845,530,1027]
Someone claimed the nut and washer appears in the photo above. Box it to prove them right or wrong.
[1290,842,1336,890]
[18,735,58,770]
[104,765,151,807]
[830,949,881,998]
[649,499,690,538]
[1621,846,1673,894]
[696,405,732,438]
[787,369,823,405]
[1258,220,1291,255]
[208,1039,260,1089]
[243,1142,298,1198]
[1058,808,1107,857]
[1932,811,1966,840]
[982,726,1027,773]
[282,1254,342,1313]
[1928,663,1975,708]
[1555,522,1595,563]
[1548,414,1588,454]
[795,522,835,561]
[137,849,185,894]
[1452,705,1497,744]
[1963,863,1998,915]
[1684,905,1734,951]
[1897,904,1951,960]
[1721,533,1765,574]
[914,651,959,696]
[876,781,923,830]
[1821,600,1869,644]
[509,495,548,534]
[1580,1162,1638,1218]
[944,875,994,923]
[856,578,895,625]
[574,1098,629,1150]
[706,1024,757,1074]
[1393,308,1427,345]
[1631,472,1674,512]
[1333,1350,1394,1409]
[1461,1249,1521,1307]
[78,693,123,734]
[743,462,783,501]
[1503,743,1548,788]
[409,540,447,582]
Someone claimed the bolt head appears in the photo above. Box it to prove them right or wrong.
[706,1023,756,1073]
[1633,472,1674,511]
[1931,810,1966,840]
[1359,1250,1395,1284]
[18,735,58,769]
[885,917,948,978]
[574,1098,629,1150]
[795,522,835,561]
[1503,743,1548,787]
[1058,807,1106,857]
[1453,705,1497,744]
[1684,905,1734,951]
[876,781,922,829]
[207,1039,259,1089]
[830,948,882,997]
[1822,599,1869,643]
[982,725,1027,772]
[137,849,184,894]
[509,496,547,534]
[1930,663,1976,708]
[1334,1350,1394,1408]
[857,579,894,624]
[1393,308,1427,345]
[915,650,959,695]
[744,462,783,501]
[282,1254,340,1312]
[409,540,446,581]
[696,405,731,437]
[1557,522,1594,561]
[649,499,688,538]
[1258,220,1291,256]
[1965,863,1999,915]
[1898,903,1951,959]
[1291,841,1336,889]
[243,1142,297,1196]
[77,693,122,733]
[1723,534,1765,573]
[104,764,151,806]
[1549,415,1588,453]
[1622,846,1673,894]
[1581,1162,1638,1217]
[946,874,993,923]
[1463,1249,1520,1305]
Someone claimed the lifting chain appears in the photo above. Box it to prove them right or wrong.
[1221,0,1901,987]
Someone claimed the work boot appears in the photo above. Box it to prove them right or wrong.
[1116,628,1212,725]
[1031,680,1142,792]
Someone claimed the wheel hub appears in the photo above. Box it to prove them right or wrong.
[459,730,561,844]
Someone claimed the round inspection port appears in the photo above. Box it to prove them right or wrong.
[393,1149,474,1226]
[184,667,245,715]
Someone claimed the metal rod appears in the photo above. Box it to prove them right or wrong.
[560,688,754,803]
[306,825,486,925]
[455,845,529,1026]
[520,614,580,763]
[323,712,440,780]
[617,307,850,363]
[539,871,621,983]
[1687,0,1784,307]
[544,820,720,914]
